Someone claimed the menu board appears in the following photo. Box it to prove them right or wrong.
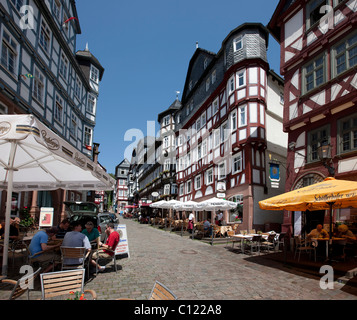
[114,224,130,257]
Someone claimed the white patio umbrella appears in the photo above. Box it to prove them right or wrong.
[195,197,237,222]
[0,114,115,276]
[173,200,198,211]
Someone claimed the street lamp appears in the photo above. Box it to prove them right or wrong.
[318,139,335,176]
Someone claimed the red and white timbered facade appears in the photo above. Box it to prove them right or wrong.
[269,0,357,233]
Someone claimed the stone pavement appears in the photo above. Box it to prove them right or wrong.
[0,219,356,300]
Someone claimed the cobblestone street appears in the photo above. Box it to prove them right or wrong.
[84,219,356,300]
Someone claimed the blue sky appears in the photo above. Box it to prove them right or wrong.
[75,0,281,174]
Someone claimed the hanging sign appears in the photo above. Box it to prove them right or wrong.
[39,207,54,227]
[269,163,280,188]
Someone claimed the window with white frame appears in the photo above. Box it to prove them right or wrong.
[10,0,23,11]
[238,105,247,127]
[202,139,207,157]
[59,53,68,80]
[197,144,202,160]
[214,129,220,147]
[231,110,237,131]
[70,113,77,137]
[87,94,96,113]
[333,33,357,77]
[236,69,246,87]
[1,29,18,75]
[306,0,328,30]
[84,126,92,147]
[212,70,216,84]
[33,67,45,104]
[221,121,229,142]
[233,35,243,52]
[232,152,243,174]
[195,175,201,190]
[54,94,63,123]
[164,159,171,171]
[163,115,170,126]
[164,184,170,195]
[179,184,184,196]
[201,112,206,127]
[338,114,357,154]
[90,65,99,83]
[196,117,201,131]
[39,19,51,54]
[53,0,61,21]
[74,76,82,98]
[186,152,191,168]
[163,135,169,149]
[186,180,192,194]
[303,53,326,93]
[228,75,235,95]
[213,98,219,115]
[218,162,226,180]
[206,168,213,185]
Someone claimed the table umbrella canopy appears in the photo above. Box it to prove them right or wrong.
[259,177,357,211]
[0,114,115,276]
[173,200,198,210]
[150,199,181,209]
[149,200,167,208]
[195,197,237,211]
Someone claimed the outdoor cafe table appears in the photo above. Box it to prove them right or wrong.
[311,237,346,259]
[232,233,269,252]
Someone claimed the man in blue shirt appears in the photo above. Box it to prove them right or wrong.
[29,227,61,273]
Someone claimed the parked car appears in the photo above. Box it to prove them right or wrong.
[64,201,119,241]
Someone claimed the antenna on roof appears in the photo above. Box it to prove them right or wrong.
[176,91,180,100]
[85,42,89,51]
[196,41,199,49]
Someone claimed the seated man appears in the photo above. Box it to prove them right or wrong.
[82,221,100,243]
[308,224,329,239]
[203,219,212,236]
[62,221,91,265]
[90,222,119,272]
[28,227,61,273]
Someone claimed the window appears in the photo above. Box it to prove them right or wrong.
[196,117,201,131]
[338,114,357,153]
[53,0,61,21]
[238,105,247,127]
[186,152,191,168]
[54,94,63,123]
[232,152,243,174]
[333,33,357,76]
[163,136,169,149]
[195,175,201,190]
[214,129,220,147]
[307,125,330,162]
[59,53,68,79]
[90,65,99,83]
[228,76,235,95]
[84,127,92,147]
[164,184,170,195]
[303,54,326,93]
[231,110,237,131]
[213,98,219,115]
[10,0,23,11]
[233,35,243,52]
[201,112,206,127]
[221,121,229,142]
[306,0,328,29]
[179,184,184,196]
[70,113,77,137]
[39,19,51,54]
[212,70,216,84]
[197,144,202,160]
[164,159,170,171]
[218,162,226,180]
[202,139,207,157]
[236,70,245,87]
[74,76,82,98]
[206,168,213,185]
[186,180,192,193]
[87,94,96,113]
[163,115,170,126]
[1,29,18,75]
[33,67,45,104]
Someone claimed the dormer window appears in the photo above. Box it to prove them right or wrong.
[233,35,243,52]
[90,65,99,84]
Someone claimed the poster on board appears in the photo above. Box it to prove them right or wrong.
[114,224,130,257]
[39,207,54,227]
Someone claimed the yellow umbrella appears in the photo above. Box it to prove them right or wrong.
[259,177,357,244]
[259,177,357,212]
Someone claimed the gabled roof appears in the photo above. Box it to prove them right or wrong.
[267,0,299,42]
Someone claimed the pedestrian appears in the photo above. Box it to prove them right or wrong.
[90,222,120,272]
[28,227,61,273]
[188,212,194,233]
[62,221,91,265]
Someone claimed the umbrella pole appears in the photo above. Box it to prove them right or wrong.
[2,141,16,277]
[211,210,215,246]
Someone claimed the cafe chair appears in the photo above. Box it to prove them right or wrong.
[40,268,97,300]
[245,235,262,255]
[0,267,41,300]
[94,247,119,275]
[226,230,240,249]
[275,232,287,251]
[294,236,316,262]
[249,229,256,234]
[149,281,177,300]
[260,233,276,253]
[60,246,89,271]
